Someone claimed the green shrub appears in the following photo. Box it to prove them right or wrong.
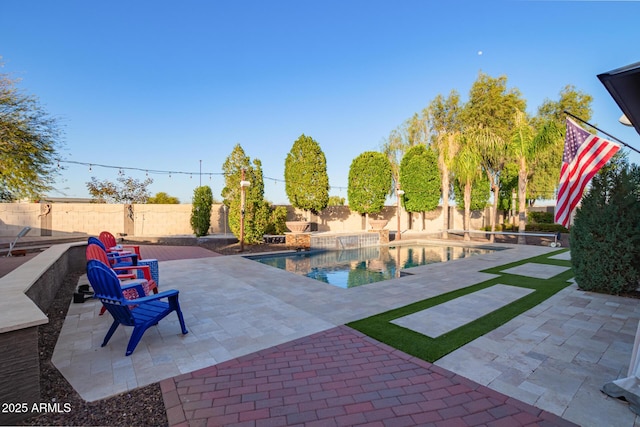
[528,211,554,223]
[525,223,567,233]
[266,206,288,235]
[571,156,640,295]
[190,186,213,237]
[348,151,392,216]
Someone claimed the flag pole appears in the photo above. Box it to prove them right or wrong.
[564,110,640,155]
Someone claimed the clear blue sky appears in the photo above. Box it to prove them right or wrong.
[2,0,640,204]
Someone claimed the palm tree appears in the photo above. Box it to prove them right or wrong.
[428,92,461,239]
[382,112,430,194]
[452,140,483,241]
[469,126,505,243]
[510,110,535,243]
[510,110,563,243]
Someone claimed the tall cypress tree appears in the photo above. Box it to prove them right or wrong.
[221,144,270,244]
[190,186,213,237]
[348,151,392,216]
[284,134,329,215]
[399,145,441,213]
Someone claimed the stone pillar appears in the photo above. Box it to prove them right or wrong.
[285,232,311,249]
[369,229,389,244]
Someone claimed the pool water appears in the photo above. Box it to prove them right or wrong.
[246,244,497,288]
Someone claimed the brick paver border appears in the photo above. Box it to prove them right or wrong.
[161,325,576,427]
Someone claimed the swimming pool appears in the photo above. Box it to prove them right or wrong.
[245,243,498,288]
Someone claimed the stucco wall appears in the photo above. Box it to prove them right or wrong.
[0,202,503,237]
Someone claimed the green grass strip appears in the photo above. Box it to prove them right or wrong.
[348,248,572,362]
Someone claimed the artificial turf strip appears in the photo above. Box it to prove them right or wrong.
[347,248,572,363]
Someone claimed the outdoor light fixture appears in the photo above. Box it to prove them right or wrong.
[239,173,251,251]
[396,188,405,241]
[620,114,633,127]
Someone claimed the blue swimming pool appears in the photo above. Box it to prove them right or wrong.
[245,244,498,288]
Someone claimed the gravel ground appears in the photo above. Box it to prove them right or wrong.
[18,240,287,427]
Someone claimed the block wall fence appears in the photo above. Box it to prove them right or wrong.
[0,202,509,238]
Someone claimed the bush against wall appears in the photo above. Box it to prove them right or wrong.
[266,205,288,235]
[190,186,213,237]
[570,155,640,295]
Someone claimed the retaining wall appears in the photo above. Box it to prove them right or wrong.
[0,243,85,425]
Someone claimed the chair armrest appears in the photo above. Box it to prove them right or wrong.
[113,265,151,281]
[122,245,141,257]
[124,289,179,305]
[109,253,138,262]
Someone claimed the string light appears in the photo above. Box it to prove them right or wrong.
[59,159,348,191]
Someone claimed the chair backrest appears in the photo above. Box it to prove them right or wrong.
[88,236,107,251]
[86,260,136,326]
[99,231,118,250]
[86,243,111,265]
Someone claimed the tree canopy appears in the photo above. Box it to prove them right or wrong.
[190,186,213,237]
[1,70,62,201]
[383,73,593,238]
[399,145,441,213]
[221,144,271,244]
[86,175,153,203]
[147,191,180,204]
[284,134,329,213]
[382,112,429,194]
[348,151,392,215]
[528,85,592,202]
[427,91,461,237]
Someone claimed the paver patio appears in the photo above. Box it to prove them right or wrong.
[48,242,640,426]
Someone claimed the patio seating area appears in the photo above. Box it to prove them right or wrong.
[1,236,639,425]
[44,241,640,426]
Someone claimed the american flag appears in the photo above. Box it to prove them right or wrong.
[554,118,620,227]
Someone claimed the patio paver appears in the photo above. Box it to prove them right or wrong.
[48,243,640,426]
[391,284,534,338]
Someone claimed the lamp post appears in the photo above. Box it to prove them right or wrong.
[239,169,251,252]
[396,187,405,241]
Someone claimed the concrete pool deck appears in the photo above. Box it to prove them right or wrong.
[52,243,640,426]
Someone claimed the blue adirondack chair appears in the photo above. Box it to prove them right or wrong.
[88,237,137,267]
[86,260,188,356]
